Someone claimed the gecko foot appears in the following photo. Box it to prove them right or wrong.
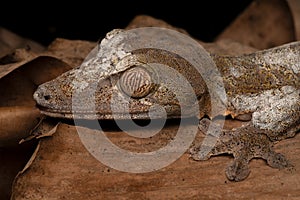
[225,152,250,181]
[190,118,293,181]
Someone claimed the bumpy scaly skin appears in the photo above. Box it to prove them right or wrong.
[213,42,300,136]
[34,29,300,181]
[191,42,300,181]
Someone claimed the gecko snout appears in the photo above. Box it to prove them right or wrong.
[33,83,58,107]
[33,81,74,116]
[33,87,50,103]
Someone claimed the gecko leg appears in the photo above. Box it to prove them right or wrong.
[190,118,292,181]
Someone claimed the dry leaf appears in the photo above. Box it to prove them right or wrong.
[216,0,295,49]
[18,142,40,174]
[0,141,37,200]
[20,56,73,85]
[286,0,300,40]
[126,15,257,55]
[46,38,96,67]
[11,123,300,200]
[20,118,60,143]
[0,27,44,58]
[0,107,41,147]
[0,49,37,79]
[0,51,72,146]
[202,39,257,55]
[126,15,189,35]
[0,39,83,199]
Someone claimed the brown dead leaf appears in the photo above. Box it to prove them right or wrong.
[20,56,73,85]
[0,69,36,107]
[46,38,96,67]
[287,0,300,40]
[20,118,60,143]
[0,56,71,107]
[36,123,60,139]
[0,38,82,199]
[0,140,38,200]
[216,0,295,49]
[17,142,40,174]
[127,15,257,55]
[202,39,257,55]
[0,27,45,58]
[0,106,41,147]
[126,15,189,35]
[11,123,300,200]
[0,49,37,79]
[0,50,72,146]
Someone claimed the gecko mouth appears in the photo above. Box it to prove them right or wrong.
[37,105,176,120]
[36,105,73,118]
[36,103,188,120]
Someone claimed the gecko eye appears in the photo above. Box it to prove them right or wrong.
[119,66,154,98]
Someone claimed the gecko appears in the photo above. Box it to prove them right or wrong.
[33,29,300,181]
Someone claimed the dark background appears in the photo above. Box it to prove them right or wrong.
[0,1,253,46]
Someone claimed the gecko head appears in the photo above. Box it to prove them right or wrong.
[34,29,212,120]
[33,48,210,120]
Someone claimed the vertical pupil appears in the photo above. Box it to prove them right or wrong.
[120,66,152,98]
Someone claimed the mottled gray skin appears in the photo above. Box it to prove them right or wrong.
[213,42,300,135]
[33,30,300,181]
[191,42,300,181]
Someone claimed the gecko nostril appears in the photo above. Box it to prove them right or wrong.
[44,95,51,100]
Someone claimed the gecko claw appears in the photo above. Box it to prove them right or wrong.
[190,119,293,181]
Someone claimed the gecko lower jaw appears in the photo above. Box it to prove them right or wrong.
[37,105,186,120]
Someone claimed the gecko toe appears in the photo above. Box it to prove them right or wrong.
[226,159,250,181]
[266,152,292,169]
